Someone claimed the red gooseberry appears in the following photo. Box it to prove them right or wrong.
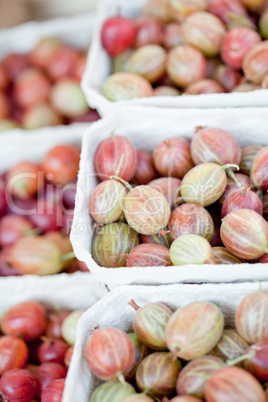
[1,301,47,342]
[0,336,29,375]
[84,327,135,381]
[0,368,39,402]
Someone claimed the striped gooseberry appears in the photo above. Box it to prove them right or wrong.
[89,180,128,224]
[243,41,268,84]
[102,72,153,102]
[94,136,137,182]
[170,234,214,265]
[221,27,261,69]
[127,45,167,83]
[165,301,224,360]
[126,244,172,267]
[166,45,207,88]
[129,300,173,350]
[120,183,170,235]
[235,289,268,344]
[8,237,68,275]
[221,186,262,218]
[251,146,268,190]
[169,203,214,241]
[220,209,268,260]
[211,329,249,361]
[219,172,251,205]
[240,145,264,175]
[153,137,194,178]
[89,381,135,402]
[140,233,172,248]
[190,127,241,167]
[168,0,207,22]
[176,356,224,398]
[125,333,148,381]
[184,79,224,94]
[92,222,139,267]
[212,247,245,264]
[204,366,266,402]
[136,352,182,398]
[84,327,135,381]
[181,163,239,206]
[212,0,252,28]
[181,12,226,57]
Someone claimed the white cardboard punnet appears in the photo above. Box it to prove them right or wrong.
[0,272,106,315]
[63,281,268,402]
[0,14,95,58]
[82,0,268,116]
[0,14,95,136]
[70,106,268,287]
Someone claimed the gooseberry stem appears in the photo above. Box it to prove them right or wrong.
[254,279,264,293]
[221,164,239,171]
[227,169,240,185]
[110,175,132,191]
[128,299,140,311]
[117,371,126,385]
[114,154,125,178]
[227,350,255,367]
[61,252,75,262]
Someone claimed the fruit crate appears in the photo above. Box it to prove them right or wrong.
[82,0,268,117]
[70,105,268,287]
[63,281,268,401]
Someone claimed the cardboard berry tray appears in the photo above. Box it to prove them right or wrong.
[0,13,94,59]
[63,281,268,402]
[70,105,268,287]
[82,0,268,117]
[0,271,106,316]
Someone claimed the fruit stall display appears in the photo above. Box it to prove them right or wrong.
[0,123,91,277]
[63,282,268,401]
[70,106,268,286]
[0,14,100,131]
[0,273,105,402]
[83,0,268,115]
